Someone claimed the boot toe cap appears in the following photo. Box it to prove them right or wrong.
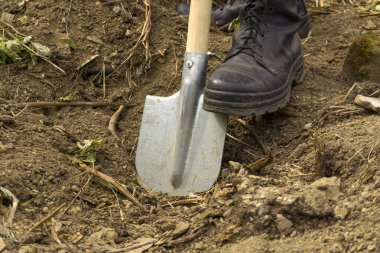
[207,65,281,94]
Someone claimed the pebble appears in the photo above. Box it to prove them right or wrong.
[367,244,376,251]
[113,6,121,14]
[334,204,349,220]
[276,214,293,234]
[365,20,376,30]
[357,243,367,251]
[304,123,312,130]
[71,185,80,192]
[229,161,243,171]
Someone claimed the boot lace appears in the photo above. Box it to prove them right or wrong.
[227,1,266,59]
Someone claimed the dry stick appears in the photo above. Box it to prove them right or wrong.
[0,20,26,37]
[162,198,200,208]
[0,25,66,74]
[226,133,258,151]
[344,82,358,101]
[102,63,106,99]
[235,118,268,155]
[71,159,145,210]
[11,101,135,108]
[60,174,93,217]
[108,105,126,139]
[0,187,19,225]
[110,0,151,75]
[108,239,157,253]
[27,203,65,233]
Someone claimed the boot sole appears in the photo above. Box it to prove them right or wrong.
[203,56,304,116]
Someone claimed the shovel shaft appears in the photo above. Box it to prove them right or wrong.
[171,52,208,188]
[186,0,213,54]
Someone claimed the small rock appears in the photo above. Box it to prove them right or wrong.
[1,12,14,24]
[330,243,344,253]
[310,177,341,199]
[365,20,376,30]
[367,244,377,251]
[275,214,293,234]
[70,206,81,215]
[229,161,243,171]
[71,185,80,192]
[18,245,36,253]
[334,204,349,220]
[357,243,367,251]
[113,6,121,14]
[172,222,190,238]
[304,123,313,130]
[276,194,299,206]
[86,228,118,245]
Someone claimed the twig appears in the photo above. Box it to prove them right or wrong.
[102,63,106,99]
[65,0,73,35]
[344,82,358,101]
[27,203,65,233]
[0,187,19,225]
[11,105,29,118]
[110,0,151,75]
[226,133,258,151]
[168,222,210,246]
[108,105,126,139]
[0,20,26,37]
[235,118,268,155]
[10,101,135,108]
[53,125,81,143]
[70,158,145,210]
[108,239,157,253]
[60,174,93,217]
[162,198,200,208]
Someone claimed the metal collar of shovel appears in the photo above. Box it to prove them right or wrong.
[136,0,228,195]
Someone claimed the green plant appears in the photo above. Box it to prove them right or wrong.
[58,91,77,102]
[70,139,102,165]
[60,35,78,50]
[228,18,240,32]
[0,35,51,68]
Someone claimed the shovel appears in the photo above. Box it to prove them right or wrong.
[135,0,228,195]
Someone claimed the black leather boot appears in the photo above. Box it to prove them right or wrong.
[212,0,311,39]
[203,0,305,116]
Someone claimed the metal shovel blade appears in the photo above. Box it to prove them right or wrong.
[136,52,228,195]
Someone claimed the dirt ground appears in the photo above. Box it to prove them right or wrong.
[0,0,379,252]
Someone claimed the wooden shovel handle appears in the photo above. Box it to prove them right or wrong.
[186,0,213,54]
